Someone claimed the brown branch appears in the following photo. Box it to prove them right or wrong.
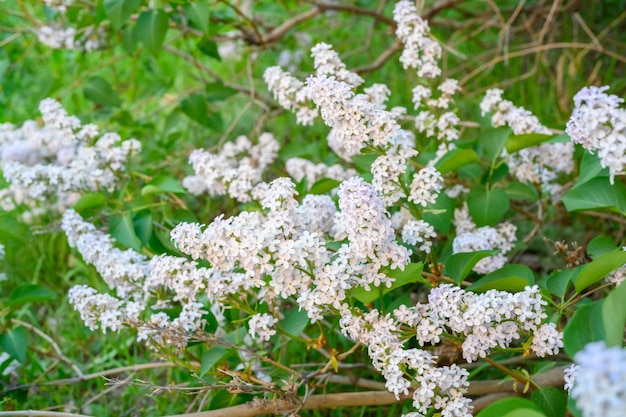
[161,365,569,417]
[261,7,322,45]
[353,39,403,74]
[5,362,177,393]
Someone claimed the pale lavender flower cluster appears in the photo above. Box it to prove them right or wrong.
[401,220,437,254]
[62,209,209,349]
[36,25,105,52]
[264,66,318,125]
[566,86,626,184]
[0,99,140,219]
[171,176,409,323]
[393,1,442,79]
[310,42,364,87]
[481,89,574,193]
[408,166,444,207]
[393,284,561,362]
[183,133,279,202]
[340,308,472,417]
[566,342,626,417]
[452,204,517,274]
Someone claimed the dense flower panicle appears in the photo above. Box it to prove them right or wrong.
[68,285,125,333]
[62,209,149,299]
[393,1,442,78]
[285,157,357,186]
[183,133,279,202]
[311,42,363,87]
[393,284,558,362]
[307,75,399,154]
[1,99,139,217]
[264,66,318,125]
[566,85,626,184]
[339,308,472,416]
[480,89,574,193]
[401,220,437,254]
[294,194,337,235]
[567,342,626,417]
[452,205,517,274]
[408,166,444,207]
[248,313,278,342]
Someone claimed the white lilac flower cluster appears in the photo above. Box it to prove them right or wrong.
[452,204,517,274]
[36,26,106,52]
[171,176,410,322]
[248,313,278,342]
[306,74,420,204]
[391,1,462,167]
[566,85,626,184]
[62,209,208,349]
[394,284,562,362]
[182,133,280,202]
[480,89,575,195]
[393,1,442,79]
[285,157,357,187]
[340,308,472,417]
[401,220,437,254]
[263,66,318,125]
[310,42,364,87]
[565,342,626,417]
[0,99,140,219]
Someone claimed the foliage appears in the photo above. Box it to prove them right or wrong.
[0,1,625,416]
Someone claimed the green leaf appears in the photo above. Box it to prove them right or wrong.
[574,249,626,292]
[562,177,626,213]
[434,148,478,174]
[133,210,152,245]
[563,300,606,357]
[602,281,626,347]
[109,213,142,251]
[104,0,141,30]
[541,267,582,299]
[505,181,538,202]
[506,133,554,154]
[279,310,309,336]
[9,284,57,307]
[444,250,497,284]
[184,1,211,35]
[135,9,169,56]
[73,192,106,212]
[0,327,28,363]
[180,93,222,131]
[531,386,566,417]
[142,176,186,196]
[309,178,341,195]
[205,82,238,102]
[197,37,220,60]
[576,151,609,185]
[479,127,510,163]
[476,397,542,417]
[467,187,510,227]
[422,193,454,233]
[201,347,228,376]
[586,235,617,259]
[466,264,534,292]
[350,263,424,304]
[83,76,122,107]
[503,410,546,417]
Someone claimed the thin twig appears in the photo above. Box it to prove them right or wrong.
[11,319,83,378]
